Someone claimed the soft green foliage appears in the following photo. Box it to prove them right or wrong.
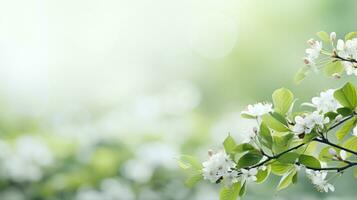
[334,82,357,109]
[272,88,294,115]
[277,169,297,191]
[220,183,241,200]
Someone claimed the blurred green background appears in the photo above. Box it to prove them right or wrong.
[0,0,356,199]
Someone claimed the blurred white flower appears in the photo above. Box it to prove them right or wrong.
[0,136,53,182]
[241,102,272,118]
[306,169,335,193]
[122,142,177,183]
[76,179,134,200]
[202,151,235,183]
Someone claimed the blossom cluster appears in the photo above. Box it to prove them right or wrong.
[298,31,357,81]
[181,78,357,199]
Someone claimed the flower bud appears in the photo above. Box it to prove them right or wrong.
[330,32,336,41]
[208,149,213,157]
[307,38,315,46]
[328,148,337,156]
[332,73,341,79]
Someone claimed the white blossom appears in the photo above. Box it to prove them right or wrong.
[336,39,357,76]
[309,89,341,113]
[240,168,258,182]
[241,102,273,118]
[304,39,322,66]
[292,112,329,135]
[292,115,315,134]
[306,170,335,193]
[202,151,236,183]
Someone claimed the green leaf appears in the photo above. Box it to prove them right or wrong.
[298,154,321,168]
[277,152,300,164]
[219,183,241,200]
[262,113,290,132]
[273,133,294,153]
[259,122,273,148]
[277,169,297,191]
[345,32,357,40]
[234,143,256,153]
[237,151,263,168]
[239,182,246,197]
[256,166,271,183]
[343,137,357,157]
[294,66,310,84]
[325,111,339,120]
[316,31,330,42]
[241,113,256,119]
[224,135,237,154]
[178,155,202,170]
[324,61,344,76]
[292,172,298,184]
[185,173,203,187]
[337,107,353,117]
[272,88,294,115]
[271,161,294,176]
[334,82,357,109]
[336,117,356,141]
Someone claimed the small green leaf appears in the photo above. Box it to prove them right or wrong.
[324,111,339,120]
[334,82,357,109]
[262,113,290,132]
[343,137,357,157]
[219,182,241,200]
[292,172,298,184]
[277,169,297,191]
[224,135,237,154]
[278,152,300,164]
[316,31,330,42]
[336,107,353,117]
[239,182,246,197]
[271,161,294,176]
[345,32,357,40]
[234,143,256,153]
[256,166,271,183]
[259,122,273,148]
[272,88,294,115]
[336,117,356,141]
[298,154,321,168]
[241,113,256,119]
[324,61,344,77]
[273,133,294,153]
[294,66,310,84]
[185,173,203,187]
[237,151,263,168]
